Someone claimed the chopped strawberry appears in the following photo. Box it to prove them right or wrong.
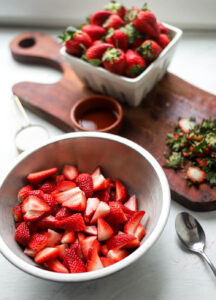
[101,244,109,256]
[94,189,110,203]
[22,195,51,221]
[117,201,135,215]
[105,202,127,225]
[103,14,125,30]
[115,179,128,202]
[62,165,78,181]
[43,193,59,214]
[86,241,104,271]
[55,207,72,220]
[55,214,86,231]
[46,229,62,247]
[100,257,115,267]
[97,218,114,241]
[28,233,49,252]
[55,175,65,184]
[71,237,85,261]
[55,187,86,211]
[196,158,209,168]
[28,190,44,199]
[61,231,76,244]
[44,259,69,273]
[80,236,97,260]
[63,248,86,273]
[178,118,195,133]
[107,248,129,262]
[35,215,57,230]
[186,167,206,183]
[84,225,98,236]
[13,204,23,222]
[107,233,136,249]
[134,224,146,241]
[24,247,36,257]
[27,168,58,185]
[56,244,68,261]
[90,10,113,26]
[76,173,94,198]
[55,181,76,192]
[18,185,33,202]
[124,237,140,248]
[38,181,56,193]
[124,211,145,236]
[84,197,100,223]
[124,195,138,212]
[14,221,30,246]
[91,167,107,191]
[35,247,60,264]
[90,201,110,224]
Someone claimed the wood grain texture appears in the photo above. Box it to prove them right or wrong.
[10,32,216,211]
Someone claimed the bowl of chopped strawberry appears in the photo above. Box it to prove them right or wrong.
[60,1,182,107]
[0,132,170,281]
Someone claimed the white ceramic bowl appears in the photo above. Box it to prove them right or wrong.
[0,132,170,282]
[60,23,182,107]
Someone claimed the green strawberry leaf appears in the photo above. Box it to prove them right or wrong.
[89,59,101,66]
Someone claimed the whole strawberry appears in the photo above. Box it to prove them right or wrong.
[125,50,146,77]
[105,28,128,51]
[124,7,140,23]
[132,4,159,38]
[59,26,92,57]
[83,43,114,66]
[102,48,126,75]
[104,1,127,18]
[157,33,170,48]
[103,14,125,30]
[138,40,162,61]
[157,21,168,34]
[81,24,106,41]
[120,23,145,49]
[90,10,113,26]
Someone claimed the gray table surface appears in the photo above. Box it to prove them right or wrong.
[0,28,216,300]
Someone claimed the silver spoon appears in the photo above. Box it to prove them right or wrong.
[175,212,216,276]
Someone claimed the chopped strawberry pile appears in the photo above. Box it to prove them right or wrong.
[13,165,146,273]
[59,1,170,78]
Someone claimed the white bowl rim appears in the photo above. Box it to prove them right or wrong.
[0,132,170,282]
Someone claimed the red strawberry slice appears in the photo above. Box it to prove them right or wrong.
[38,181,56,193]
[18,185,33,202]
[178,118,195,133]
[61,231,76,244]
[84,197,100,223]
[101,244,109,256]
[55,207,71,220]
[28,190,44,199]
[94,189,110,203]
[124,195,138,212]
[55,175,65,184]
[35,247,60,264]
[76,173,94,198]
[134,224,146,241]
[105,202,127,225]
[186,167,206,183]
[24,247,36,257]
[92,167,107,191]
[55,181,76,192]
[46,229,62,247]
[90,201,110,224]
[35,215,57,230]
[124,238,140,248]
[97,218,114,241]
[80,236,97,260]
[100,257,115,267]
[43,193,59,214]
[63,248,86,273]
[107,233,136,249]
[13,204,23,222]
[54,187,86,210]
[27,168,58,185]
[71,237,85,261]
[196,158,209,168]
[107,248,129,262]
[56,244,68,261]
[22,195,51,221]
[62,165,78,181]
[115,179,128,202]
[86,241,104,271]
[77,232,86,242]
[44,259,69,273]
[90,10,113,26]
[117,201,135,215]
[28,233,49,252]
[14,221,30,246]
[84,225,98,236]
[55,214,86,231]
[124,211,145,236]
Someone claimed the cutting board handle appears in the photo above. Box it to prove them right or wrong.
[10,32,62,71]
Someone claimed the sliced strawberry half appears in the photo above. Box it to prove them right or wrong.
[56,244,68,261]
[13,204,23,222]
[35,215,57,230]
[44,259,69,273]
[62,165,78,181]
[178,118,195,134]
[100,257,115,267]
[24,247,36,257]
[54,187,86,211]
[27,168,58,185]
[97,218,114,241]
[46,229,62,247]
[22,196,51,221]
[28,233,49,252]
[76,173,94,198]
[28,190,44,199]
[91,167,107,191]
[43,193,59,214]
[124,211,145,236]
[107,248,129,262]
[84,225,98,236]
[101,244,109,256]
[55,214,86,231]
[124,238,140,248]
[105,202,127,225]
[124,195,138,212]
[84,197,100,223]
[63,248,86,273]
[187,166,206,183]
[86,241,104,271]
[39,181,56,194]
[61,231,76,244]
[55,181,76,192]
[80,236,97,260]
[35,247,60,264]
[107,233,136,250]
[55,207,71,220]
[134,224,146,241]
[90,201,110,224]
[18,185,33,202]
[115,179,128,202]
[14,221,30,246]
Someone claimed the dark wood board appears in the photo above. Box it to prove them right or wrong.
[10,32,216,211]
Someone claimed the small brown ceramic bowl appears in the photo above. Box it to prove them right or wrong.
[71,95,123,134]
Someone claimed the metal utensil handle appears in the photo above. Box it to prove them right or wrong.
[199,250,216,277]
[13,94,31,126]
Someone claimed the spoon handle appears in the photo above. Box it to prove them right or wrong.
[199,251,216,277]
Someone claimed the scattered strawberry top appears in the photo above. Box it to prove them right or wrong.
[59,1,171,78]
[164,118,216,186]
[13,165,146,273]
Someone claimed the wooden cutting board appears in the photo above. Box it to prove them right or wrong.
[10,32,216,211]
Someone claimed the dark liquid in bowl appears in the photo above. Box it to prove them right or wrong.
[78,108,118,130]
